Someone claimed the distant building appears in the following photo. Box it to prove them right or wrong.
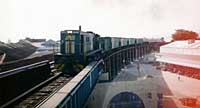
[156,40,200,79]
[25,37,46,43]
[0,40,36,62]
[24,38,60,53]
[37,39,59,52]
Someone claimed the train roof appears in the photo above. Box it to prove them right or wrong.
[61,30,97,36]
[100,37,139,39]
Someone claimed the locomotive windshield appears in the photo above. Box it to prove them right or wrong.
[65,35,75,54]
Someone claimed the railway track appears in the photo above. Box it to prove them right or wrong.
[0,54,53,72]
[11,73,73,108]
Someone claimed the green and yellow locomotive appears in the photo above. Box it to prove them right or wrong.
[55,26,144,75]
[55,26,101,75]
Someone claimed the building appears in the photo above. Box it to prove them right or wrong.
[25,37,46,43]
[25,38,60,52]
[0,40,36,62]
[156,40,200,80]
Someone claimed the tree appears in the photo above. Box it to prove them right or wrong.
[172,29,198,41]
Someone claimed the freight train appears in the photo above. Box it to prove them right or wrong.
[55,26,144,75]
[0,26,146,108]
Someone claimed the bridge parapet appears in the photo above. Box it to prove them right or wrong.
[38,60,103,108]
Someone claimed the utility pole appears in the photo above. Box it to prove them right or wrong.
[52,44,55,61]
[137,61,140,77]
[135,59,140,77]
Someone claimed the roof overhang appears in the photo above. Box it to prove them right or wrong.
[156,53,200,69]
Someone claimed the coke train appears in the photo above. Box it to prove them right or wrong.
[55,26,144,74]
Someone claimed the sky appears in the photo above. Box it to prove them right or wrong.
[0,0,200,42]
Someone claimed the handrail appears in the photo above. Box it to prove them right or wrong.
[0,60,49,79]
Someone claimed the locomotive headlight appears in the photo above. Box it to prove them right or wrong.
[67,31,72,34]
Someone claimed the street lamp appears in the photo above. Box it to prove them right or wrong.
[123,59,126,69]
[135,59,141,77]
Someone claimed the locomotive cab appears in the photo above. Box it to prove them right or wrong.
[56,26,101,74]
[61,30,80,56]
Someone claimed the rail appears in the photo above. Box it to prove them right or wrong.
[0,60,52,108]
[0,60,49,79]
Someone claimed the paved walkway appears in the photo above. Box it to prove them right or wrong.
[161,71,200,108]
[86,54,200,108]
[87,63,179,108]
[162,71,200,98]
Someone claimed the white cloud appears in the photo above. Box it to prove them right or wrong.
[0,0,200,42]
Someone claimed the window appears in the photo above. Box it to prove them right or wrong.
[65,35,75,54]
[86,37,90,42]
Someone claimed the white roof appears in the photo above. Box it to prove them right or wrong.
[156,53,200,69]
[31,42,45,48]
[160,40,200,56]
[161,40,200,49]
[158,40,200,68]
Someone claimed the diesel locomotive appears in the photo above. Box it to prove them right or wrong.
[55,26,144,75]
